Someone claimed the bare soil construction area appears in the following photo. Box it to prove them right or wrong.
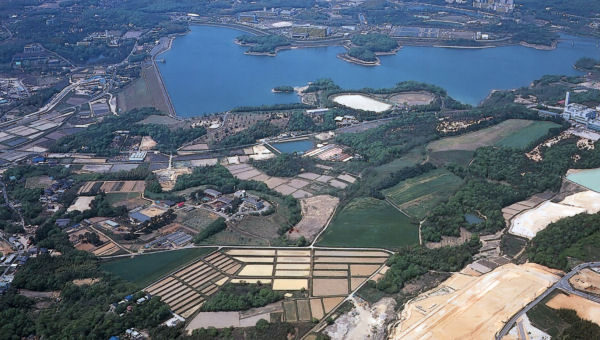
[546,293,600,326]
[390,263,559,339]
[569,268,600,295]
[389,92,434,106]
[287,195,339,242]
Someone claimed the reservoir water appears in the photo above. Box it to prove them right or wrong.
[271,139,315,154]
[566,168,600,192]
[158,26,600,117]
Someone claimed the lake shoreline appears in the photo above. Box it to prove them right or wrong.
[154,24,592,116]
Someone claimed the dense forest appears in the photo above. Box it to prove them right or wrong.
[215,121,281,148]
[375,236,481,293]
[50,108,206,155]
[201,283,283,312]
[253,153,318,177]
[236,34,291,53]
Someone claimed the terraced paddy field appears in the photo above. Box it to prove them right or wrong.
[144,247,390,324]
[428,119,558,153]
[316,197,418,249]
[383,168,463,220]
[101,248,216,287]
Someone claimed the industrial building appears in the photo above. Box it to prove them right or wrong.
[562,92,600,131]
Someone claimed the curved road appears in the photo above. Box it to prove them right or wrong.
[496,261,600,339]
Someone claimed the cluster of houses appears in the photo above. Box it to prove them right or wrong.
[0,246,53,294]
[39,178,76,213]
[202,189,265,215]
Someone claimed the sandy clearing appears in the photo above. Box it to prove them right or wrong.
[546,293,600,326]
[237,265,273,276]
[273,279,308,290]
[350,264,381,276]
[275,270,310,277]
[560,191,600,211]
[226,249,275,256]
[510,201,585,239]
[313,278,349,296]
[323,297,345,313]
[510,191,600,239]
[390,263,560,339]
[288,195,339,241]
[67,196,95,212]
[332,94,392,112]
[72,278,100,286]
[325,297,396,340]
[232,257,274,263]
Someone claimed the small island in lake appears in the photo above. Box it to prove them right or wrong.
[272,85,295,93]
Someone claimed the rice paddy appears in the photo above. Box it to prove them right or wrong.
[141,247,390,322]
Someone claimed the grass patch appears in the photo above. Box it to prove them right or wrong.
[316,197,418,250]
[500,234,527,258]
[177,208,220,232]
[100,247,215,288]
[382,168,463,220]
[104,192,141,205]
[374,146,427,176]
[527,291,572,337]
[496,121,559,149]
[428,150,474,166]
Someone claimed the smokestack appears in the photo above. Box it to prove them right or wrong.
[565,91,570,107]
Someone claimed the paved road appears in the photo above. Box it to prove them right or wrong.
[496,261,600,339]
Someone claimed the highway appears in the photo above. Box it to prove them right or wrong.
[496,262,600,339]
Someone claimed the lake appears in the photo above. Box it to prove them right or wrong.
[567,168,600,192]
[271,139,315,154]
[158,25,600,117]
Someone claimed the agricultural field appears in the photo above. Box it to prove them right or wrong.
[104,192,145,209]
[427,119,556,153]
[374,146,427,176]
[383,168,463,220]
[177,209,220,232]
[101,248,216,287]
[145,247,390,325]
[496,121,559,148]
[316,197,418,249]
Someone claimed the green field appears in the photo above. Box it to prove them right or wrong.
[428,119,556,153]
[101,247,216,287]
[496,121,559,148]
[316,197,418,249]
[527,291,571,337]
[374,146,427,176]
[382,169,463,220]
